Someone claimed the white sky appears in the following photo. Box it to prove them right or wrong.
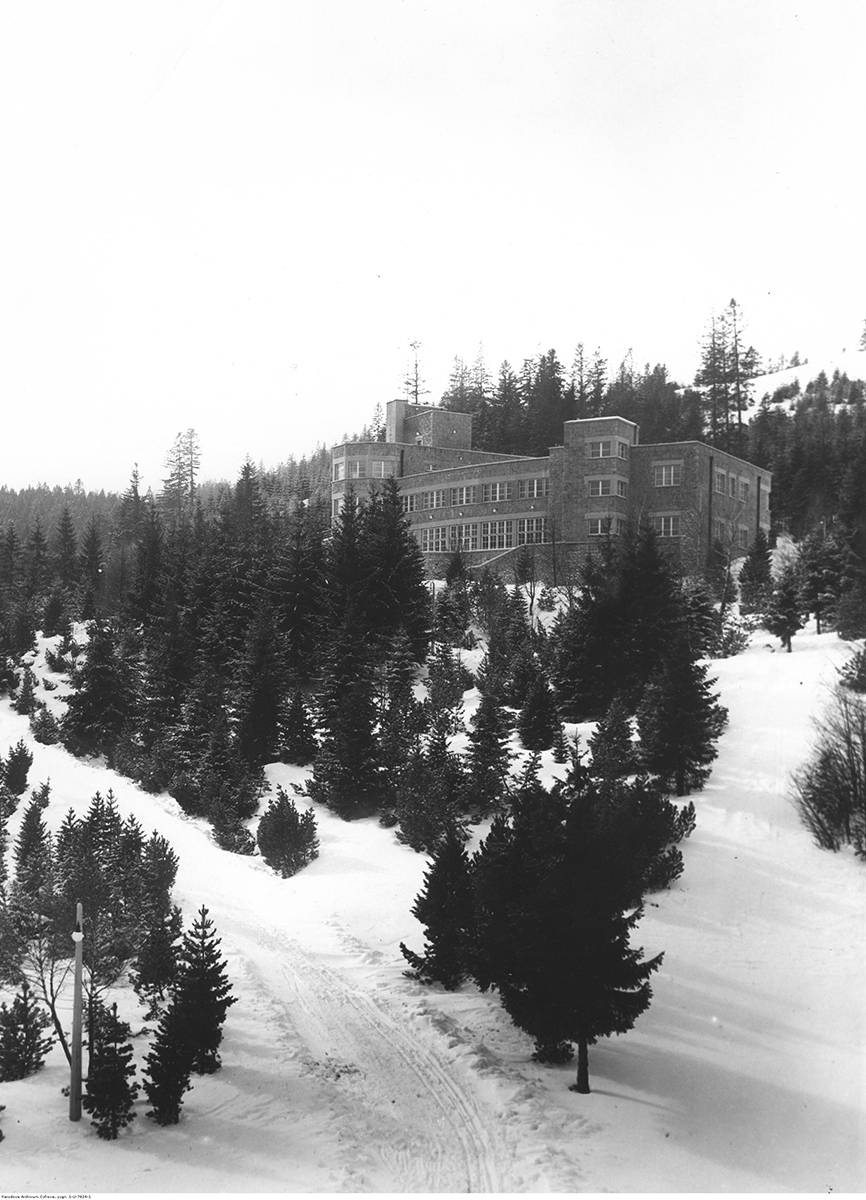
[1,0,864,492]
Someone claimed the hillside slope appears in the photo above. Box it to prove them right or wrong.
[0,628,864,1192]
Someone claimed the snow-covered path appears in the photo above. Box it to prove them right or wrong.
[0,693,548,1192]
[2,628,865,1192]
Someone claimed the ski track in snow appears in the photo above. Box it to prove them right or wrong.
[224,918,509,1193]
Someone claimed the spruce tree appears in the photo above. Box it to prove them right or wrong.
[31,703,61,745]
[235,601,284,768]
[637,645,728,795]
[394,719,466,852]
[143,999,192,1125]
[587,697,636,781]
[131,903,182,1019]
[361,477,431,660]
[738,527,773,615]
[256,787,319,877]
[400,824,475,990]
[0,980,56,1080]
[52,506,79,589]
[62,618,133,756]
[13,795,48,899]
[797,529,844,635]
[472,775,664,1091]
[4,740,33,795]
[82,1002,139,1139]
[280,691,318,765]
[174,906,236,1075]
[465,690,513,817]
[425,642,467,735]
[765,561,805,652]
[517,672,558,752]
[13,666,38,716]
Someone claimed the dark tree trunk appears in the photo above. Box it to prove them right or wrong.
[569,1037,590,1093]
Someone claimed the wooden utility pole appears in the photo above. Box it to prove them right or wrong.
[69,902,84,1121]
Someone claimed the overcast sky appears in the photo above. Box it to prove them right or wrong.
[1,0,864,492]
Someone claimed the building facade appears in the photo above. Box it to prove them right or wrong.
[331,400,771,580]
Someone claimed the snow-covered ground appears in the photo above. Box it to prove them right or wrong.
[748,346,866,410]
[1,627,865,1192]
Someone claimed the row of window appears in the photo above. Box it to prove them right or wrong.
[334,459,389,481]
[587,439,630,460]
[401,476,549,512]
[715,470,751,502]
[586,514,680,538]
[418,518,549,553]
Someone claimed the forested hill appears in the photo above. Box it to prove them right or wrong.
[435,347,866,554]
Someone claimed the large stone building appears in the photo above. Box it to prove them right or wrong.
[331,400,771,580]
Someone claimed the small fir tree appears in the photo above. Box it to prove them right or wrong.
[130,903,183,1019]
[0,980,56,1080]
[31,704,61,745]
[465,690,513,817]
[256,787,319,877]
[587,697,636,781]
[4,741,33,796]
[738,528,773,616]
[82,1002,139,1139]
[400,824,475,990]
[765,562,805,652]
[13,667,38,716]
[394,720,467,853]
[517,672,558,752]
[174,906,236,1074]
[143,999,193,1125]
[637,646,728,796]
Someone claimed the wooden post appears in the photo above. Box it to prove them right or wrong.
[69,902,84,1121]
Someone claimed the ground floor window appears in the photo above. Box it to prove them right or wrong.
[654,514,681,537]
[480,520,513,550]
[517,517,548,545]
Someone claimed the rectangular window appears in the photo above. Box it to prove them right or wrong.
[450,523,478,551]
[401,493,418,514]
[371,461,386,479]
[331,498,342,519]
[653,463,683,487]
[450,485,477,506]
[587,440,612,459]
[517,478,549,500]
[713,519,726,543]
[738,526,750,549]
[517,517,548,545]
[617,441,630,460]
[739,479,750,502]
[588,478,612,497]
[728,475,737,498]
[480,520,513,550]
[349,460,362,479]
[587,517,610,537]
[481,481,513,503]
[617,479,628,498]
[715,470,726,494]
[432,489,448,509]
[654,515,681,538]
[334,460,345,481]
[616,518,627,535]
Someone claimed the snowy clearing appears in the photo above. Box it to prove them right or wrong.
[1,627,865,1192]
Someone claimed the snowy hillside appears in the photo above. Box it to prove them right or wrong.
[748,346,866,411]
[2,628,865,1192]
